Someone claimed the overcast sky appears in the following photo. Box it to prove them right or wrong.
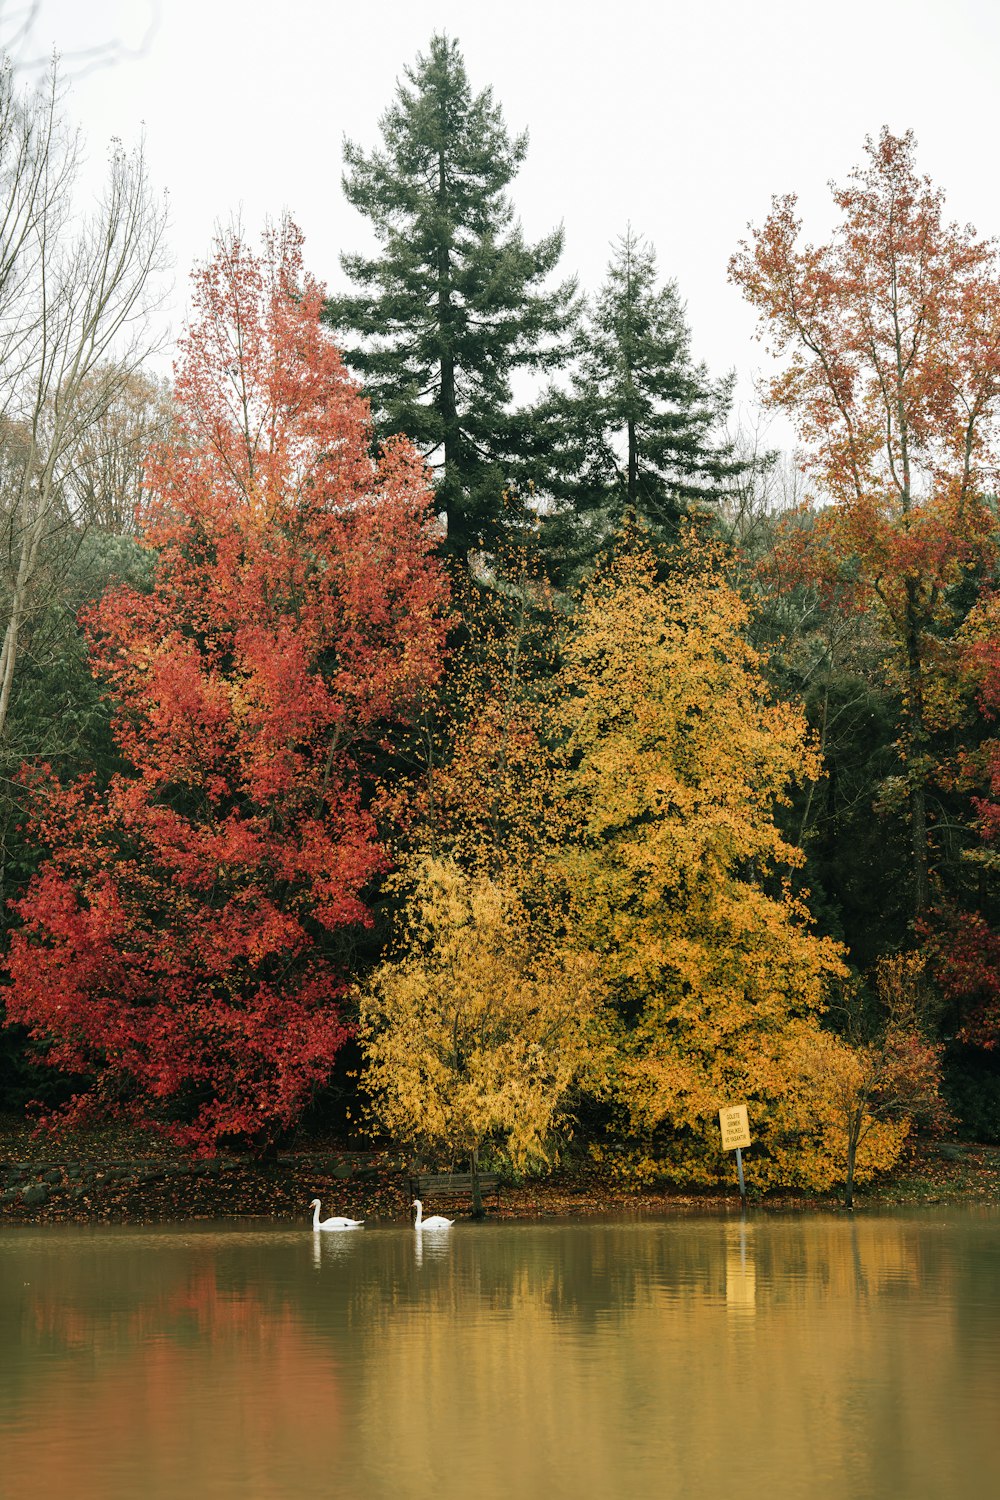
[9,0,1000,434]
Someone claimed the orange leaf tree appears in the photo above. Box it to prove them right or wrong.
[2,221,448,1151]
[730,129,1000,915]
[358,557,602,1184]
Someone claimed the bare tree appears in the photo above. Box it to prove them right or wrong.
[0,3,161,81]
[716,412,805,563]
[0,56,167,743]
[62,366,175,532]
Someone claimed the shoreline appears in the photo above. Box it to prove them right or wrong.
[3,1123,999,1226]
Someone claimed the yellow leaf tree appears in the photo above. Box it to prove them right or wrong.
[357,855,600,1210]
[552,535,849,1189]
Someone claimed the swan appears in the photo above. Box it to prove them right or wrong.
[310,1198,364,1231]
[412,1198,454,1230]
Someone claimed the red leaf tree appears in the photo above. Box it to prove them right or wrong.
[3,219,449,1150]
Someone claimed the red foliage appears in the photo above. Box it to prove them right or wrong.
[928,909,1000,1050]
[3,219,449,1149]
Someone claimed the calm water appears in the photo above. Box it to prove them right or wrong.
[1,1209,998,1500]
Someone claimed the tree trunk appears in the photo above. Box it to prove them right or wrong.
[627,414,637,516]
[470,1144,484,1219]
[903,584,930,915]
[436,151,459,546]
[844,1114,860,1209]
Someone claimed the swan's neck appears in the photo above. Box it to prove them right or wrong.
[414,1201,422,1228]
[312,1203,321,1230]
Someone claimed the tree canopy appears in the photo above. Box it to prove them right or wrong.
[542,227,742,563]
[3,221,449,1151]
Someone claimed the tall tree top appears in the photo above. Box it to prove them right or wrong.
[537,226,741,564]
[729,127,1000,513]
[328,34,576,560]
[342,34,528,238]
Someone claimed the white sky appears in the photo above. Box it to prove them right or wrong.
[9,0,1000,435]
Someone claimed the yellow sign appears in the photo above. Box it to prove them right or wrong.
[719,1103,751,1151]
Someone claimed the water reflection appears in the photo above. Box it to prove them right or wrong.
[725,1219,756,1315]
[1,1231,342,1497]
[1,1211,998,1500]
[310,1226,367,1270]
[413,1225,453,1267]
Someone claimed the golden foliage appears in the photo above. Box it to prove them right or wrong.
[357,856,601,1170]
[363,530,929,1196]
[551,535,849,1188]
[794,954,946,1202]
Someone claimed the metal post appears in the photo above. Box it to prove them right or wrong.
[735,1145,746,1208]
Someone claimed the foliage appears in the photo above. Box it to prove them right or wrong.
[730,128,1000,914]
[325,33,577,561]
[2,220,449,1152]
[0,529,153,1108]
[357,855,601,1173]
[747,530,915,966]
[797,955,947,1205]
[925,591,1000,1050]
[549,532,848,1188]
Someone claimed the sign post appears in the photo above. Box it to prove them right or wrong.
[718,1103,751,1208]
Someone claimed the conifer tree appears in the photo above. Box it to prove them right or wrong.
[543,228,741,557]
[325,34,577,560]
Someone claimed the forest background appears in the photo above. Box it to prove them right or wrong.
[2,7,1000,1205]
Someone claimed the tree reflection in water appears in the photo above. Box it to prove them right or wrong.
[1,1214,998,1500]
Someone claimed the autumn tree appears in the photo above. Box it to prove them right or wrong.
[797,955,946,1206]
[63,367,175,533]
[358,855,600,1209]
[358,544,601,1203]
[730,128,1000,917]
[326,33,577,560]
[551,534,848,1189]
[542,227,742,561]
[2,220,449,1152]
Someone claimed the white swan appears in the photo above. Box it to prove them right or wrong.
[412,1198,454,1230]
[310,1198,364,1231]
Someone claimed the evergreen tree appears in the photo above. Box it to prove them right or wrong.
[325,34,577,560]
[542,228,742,557]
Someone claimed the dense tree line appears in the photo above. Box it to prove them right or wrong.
[1,39,998,1195]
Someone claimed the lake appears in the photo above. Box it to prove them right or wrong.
[1,1209,997,1499]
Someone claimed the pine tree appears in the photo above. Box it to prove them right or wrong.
[543,228,741,557]
[325,34,577,560]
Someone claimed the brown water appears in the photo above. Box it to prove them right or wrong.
[1,1210,997,1500]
